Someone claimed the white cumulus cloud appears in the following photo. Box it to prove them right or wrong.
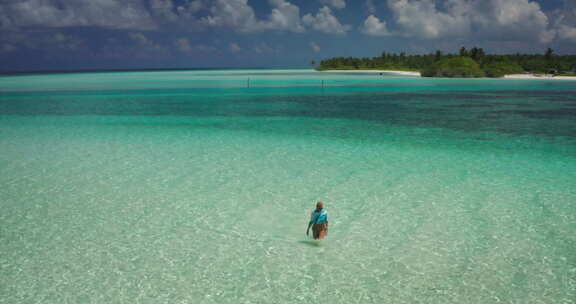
[202,0,304,32]
[302,6,350,34]
[361,15,391,36]
[263,0,305,32]
[558,25,576,41]
[553,0,576,42]
[471,0,555,44]
[380,0,555,44]
[201,0,260,32]
[387,0,470,39]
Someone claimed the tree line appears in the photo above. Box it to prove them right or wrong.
[316,47,576,77]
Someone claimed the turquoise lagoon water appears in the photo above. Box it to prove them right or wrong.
[1,69,575,303]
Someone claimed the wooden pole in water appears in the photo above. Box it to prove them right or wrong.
[247,77,250,88]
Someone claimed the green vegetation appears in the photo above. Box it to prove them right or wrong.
[421,57,484,78]
[557,73,576,77]
[316,51,438,72]
[482,61,524,78]
[316,47,576,78]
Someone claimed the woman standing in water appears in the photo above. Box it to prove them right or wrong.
[307,202,328,240]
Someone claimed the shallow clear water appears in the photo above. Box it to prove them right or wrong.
[1,69,576,303]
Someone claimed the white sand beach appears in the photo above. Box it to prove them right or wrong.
[320,70,576,80]
[504,74,576,80]
[320,70,421,76]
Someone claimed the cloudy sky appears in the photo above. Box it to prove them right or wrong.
[1,0,575,71]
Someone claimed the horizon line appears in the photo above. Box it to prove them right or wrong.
[0,66,311,76]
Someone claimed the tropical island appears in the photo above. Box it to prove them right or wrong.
[315,47,576,78]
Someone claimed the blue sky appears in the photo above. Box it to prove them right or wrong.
[1,0,575,71]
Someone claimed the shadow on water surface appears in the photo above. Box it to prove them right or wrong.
[298,240,323,247]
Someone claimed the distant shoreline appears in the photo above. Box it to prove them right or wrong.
[319,69,576,80]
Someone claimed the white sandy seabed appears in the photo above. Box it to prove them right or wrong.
[1,115,575,304]
[1,70,576,304]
